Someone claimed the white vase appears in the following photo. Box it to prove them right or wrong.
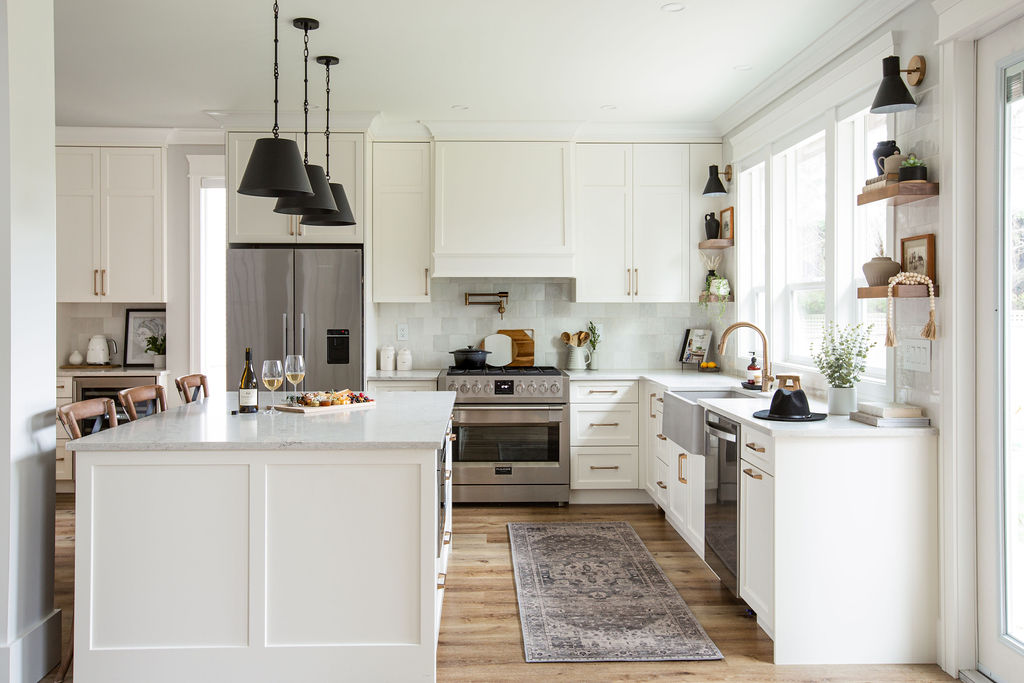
[152,354,166,370]
[588,349,599,370]
[827,386,857,416]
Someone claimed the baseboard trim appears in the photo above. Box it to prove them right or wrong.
[960,670,995,683]
[569,489,654,505]
[0,608,62,683]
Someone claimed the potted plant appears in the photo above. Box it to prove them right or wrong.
[146,333,167,370]
[861,233,901,286]
[586,320,601,370]
[898,154,928,182]
[810,322,875,415]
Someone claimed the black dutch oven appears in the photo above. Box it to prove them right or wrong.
[450,346,491,369]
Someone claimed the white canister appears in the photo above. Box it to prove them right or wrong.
[396,348,413,371]
[380,345,396,371]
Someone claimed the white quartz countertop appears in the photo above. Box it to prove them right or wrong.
[58,367,170,378]
[567,368,762,390]
[70,391,457,452]
[697,397,937,437]
[367,370,442,381]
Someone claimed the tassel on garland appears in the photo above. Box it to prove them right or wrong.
[921,309,937,340]
[885,321,897,347]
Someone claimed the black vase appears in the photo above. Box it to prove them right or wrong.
[872,140,900,175]
[898,165,927,182]
[704,212,720,240]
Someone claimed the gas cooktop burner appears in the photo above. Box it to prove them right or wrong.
[446,366,562,376]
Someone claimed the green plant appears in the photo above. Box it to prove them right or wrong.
[810,322,875,388]
[901,154,926,168]
[145,334,166,355]
[586,321,601,351]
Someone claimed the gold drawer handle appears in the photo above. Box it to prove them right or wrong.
[437,573,447,590]
[679,477,687,484]
[589,422,620,428]
[588,389,618,394]
[424,267,429,296]
[56,457,65,462]
[656,480,667,489]
[743,468,763,480]
[590,465,620,470]
[656,433,667,441]
[443,530,452,545]
[656,397,663,403]
[445,469,452,481]
[448,433,457,442]
[745,442,766,453]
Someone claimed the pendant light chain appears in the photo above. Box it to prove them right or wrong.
[324,61,331,180]
[302,26,310,165]
[272,2,280,138]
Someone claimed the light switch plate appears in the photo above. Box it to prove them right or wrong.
[902,339,931,373]
[396,323,409,342]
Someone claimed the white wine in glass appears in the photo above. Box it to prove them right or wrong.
[262,360,283,414]
[284,354,305,394]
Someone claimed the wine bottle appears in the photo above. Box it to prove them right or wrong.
[238,347,258,413]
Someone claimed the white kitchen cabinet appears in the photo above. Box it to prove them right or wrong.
[643,382,667,503]
[653,455,670,508]
[570,380,639,404]
[575,144,691,303]
[739,459,774,637]
[433,141,573,277]
[365,379,436,393]
[372,142,431,302]
[684,451,705,556]
[569,404,638,447]
[227,132,364,244]
[570,380,640,490]
[570,446,639,489]
[56,146,166,303]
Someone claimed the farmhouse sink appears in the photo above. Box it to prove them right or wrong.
[662,390,750,454]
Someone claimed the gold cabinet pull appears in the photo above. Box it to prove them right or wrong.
[656,433,667,441]
[289,217,295,236]
[443,530,452,545]
[437,572,447,590]
[656,480,667,489]
[298,220,304,236]
[634,267,638,295]
[743,468,763,480]
[745,442,766,453]
[588,389,617,394]
[93,269,99,296]
[649,392,657,418]
[590,465,620,470]
[678,453,687,483]
[626,268,631,296]
[589,422,620,428]
[445,469,452,481]
[424,268,429,296]
[656,397,663,403]
[447,433,456,442]
[101,269,107,296]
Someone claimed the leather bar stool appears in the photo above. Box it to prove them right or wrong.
[174,373,210,404]
[117,384,168,421]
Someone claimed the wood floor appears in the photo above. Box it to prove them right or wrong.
[44,495,952,682]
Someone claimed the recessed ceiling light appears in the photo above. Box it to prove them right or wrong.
[451,104,470,110]
[660,2,685,12]
[733,64,753,71]
[600,104,618,111]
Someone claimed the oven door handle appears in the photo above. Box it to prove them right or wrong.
[454,405,565,411]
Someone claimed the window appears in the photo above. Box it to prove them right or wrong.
[200,180,227,397]
[773,132,827,364]
[735,162,767,363]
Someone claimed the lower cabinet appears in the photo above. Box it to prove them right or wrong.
[365,379,437,393]
[668,448,704,558]
[570,447,639,489]
[570,380,640,491]
[739,459,774,636]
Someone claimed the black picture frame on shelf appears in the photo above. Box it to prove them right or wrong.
[124,308,166,367]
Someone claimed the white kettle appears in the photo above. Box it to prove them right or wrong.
[86,335,117,365]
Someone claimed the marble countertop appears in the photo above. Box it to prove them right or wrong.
[567,368,763,391]
[697,397,937,438]
[367,370,442,381]
[58,367,170,378]
[70,391,457,452]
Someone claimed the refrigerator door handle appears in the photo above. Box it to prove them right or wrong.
[282,313,289,357]
[298,312,305,390]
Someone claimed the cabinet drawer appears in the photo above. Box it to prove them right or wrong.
[741,424,774,475]
[654,456,670,507]
[571,447,639,489]
[570,404,638,446]
[366,380,437,393]
[570,380,638,404]
[56,440,73,481]
[56,379,73,399]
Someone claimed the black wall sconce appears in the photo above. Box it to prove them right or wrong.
[870,55,926,114]
[702,164,732,197]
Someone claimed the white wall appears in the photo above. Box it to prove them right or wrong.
[0,0,63,679]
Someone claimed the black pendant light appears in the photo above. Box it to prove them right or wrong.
[237,2,312,198]
[301,56,356,227]
[870,55,926,114]
[702,164,731,197]
[274,18,338,216]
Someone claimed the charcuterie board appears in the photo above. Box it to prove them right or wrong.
[274,401,376,414]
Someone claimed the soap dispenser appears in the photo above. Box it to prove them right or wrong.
[746,353,761,385]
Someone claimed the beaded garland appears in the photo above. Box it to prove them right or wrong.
[885,271,936,347]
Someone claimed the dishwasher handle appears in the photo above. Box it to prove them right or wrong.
[704,422,737,443]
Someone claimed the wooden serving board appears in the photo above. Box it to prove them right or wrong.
[274,401,376,414]
[498,329,534,366]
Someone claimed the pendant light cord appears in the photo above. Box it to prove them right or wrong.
[272,2,280,139]
[324,61,331,180]
[302,26,310,165]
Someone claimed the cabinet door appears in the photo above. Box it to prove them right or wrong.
[574,144,632,302]
[56,147,102,302]
[739,460,774,633]
[227,132,299,244]
[102,147,165,302]
[372,143,431,302]
[685,452,705,557]
[668,448,690,529]
[632,144,689,303]
[298,133,364,243]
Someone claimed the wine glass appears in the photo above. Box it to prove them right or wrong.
[284,354,305,396]
[262,360,283,413]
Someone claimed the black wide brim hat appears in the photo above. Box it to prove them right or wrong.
[753,388,827,422]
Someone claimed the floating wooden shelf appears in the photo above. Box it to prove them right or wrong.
[857,284,939,299]
[857,181,939,206]
[698,238,734,250]
[698,292,734,303]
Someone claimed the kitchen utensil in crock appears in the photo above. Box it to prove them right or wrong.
[560,332,571,346]
[578,331,590,347]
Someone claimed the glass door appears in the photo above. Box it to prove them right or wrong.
[977,17,1024,681]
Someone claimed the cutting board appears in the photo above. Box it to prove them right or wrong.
[274,401,376,414]
[498,329,534,366]
[480,333,515,366]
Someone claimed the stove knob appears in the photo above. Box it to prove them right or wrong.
[538,383,548,393]
[471,383,482,394]
[447,382,457,392]
[527,382,537,394]
[550,383,561,394]
[459,383,470,393]
[515,383,524,394]
[484,383,493,394]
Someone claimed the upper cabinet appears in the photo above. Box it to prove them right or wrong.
[56,146,166,303]
[373,142,432,303]
[227,132,364,244]
[433,141,573,277]
[575,143,692,302]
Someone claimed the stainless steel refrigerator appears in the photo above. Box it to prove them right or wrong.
[227,246,363,392]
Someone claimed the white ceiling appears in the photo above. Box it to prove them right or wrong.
[55,0,867,130]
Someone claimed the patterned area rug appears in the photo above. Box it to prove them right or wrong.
[508,521,723,663]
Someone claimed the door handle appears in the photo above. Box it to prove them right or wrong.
[650,392,657,418]
[589,422,620,428]
[288,217,295,236]
[634,268,638,296]
[626,268,631,296]
[424,267,429,296]
[743,468,763,480]
[282,313,289,357]
[679,453,687,483]
[298,313,305,391]
[656,433,667,440]
[656,480,667,489]
[93,269,99,296]
[101,269,107,296]
[298,220,304,237]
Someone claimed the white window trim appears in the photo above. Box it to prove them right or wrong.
[187,154,226,374]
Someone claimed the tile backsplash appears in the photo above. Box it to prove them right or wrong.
[375,279,716,370]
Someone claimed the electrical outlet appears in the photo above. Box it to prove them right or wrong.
[902,339,931,373]
[396,323,409,342]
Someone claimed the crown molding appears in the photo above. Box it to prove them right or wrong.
[422,120,584,141]
[203,109,380,133]
[574,121,721,143]
[367,119,433,142]
[933,0,1024,41]
[167,129,225,146]
[715,0,916,136]
[55,126,173,146]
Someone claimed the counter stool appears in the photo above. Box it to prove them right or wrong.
[175,373,209,404]
[118,384,168,421]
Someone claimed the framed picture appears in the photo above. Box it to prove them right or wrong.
[124,309,167,367]
[719,207,734,240]
[900,233,936,283]
[680,328,713,364]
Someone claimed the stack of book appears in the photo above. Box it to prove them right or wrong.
[860,173,900,195]
[849,402,930,427]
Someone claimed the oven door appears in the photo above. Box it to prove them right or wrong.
[451,405,568,486]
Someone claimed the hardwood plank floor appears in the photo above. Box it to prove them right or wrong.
[43,495,952,682]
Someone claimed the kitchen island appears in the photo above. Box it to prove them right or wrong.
[69,391,455,683]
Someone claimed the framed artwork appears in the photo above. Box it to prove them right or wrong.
[719,207,734,240]
[680,328,713,364]
[124,309,167,367]
[900,233,936,283]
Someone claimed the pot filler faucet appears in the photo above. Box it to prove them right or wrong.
[717,322,774,390]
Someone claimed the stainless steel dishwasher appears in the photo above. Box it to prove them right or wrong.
[704,410,740,597]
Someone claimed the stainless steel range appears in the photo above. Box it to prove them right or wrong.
[439,366,569,503]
